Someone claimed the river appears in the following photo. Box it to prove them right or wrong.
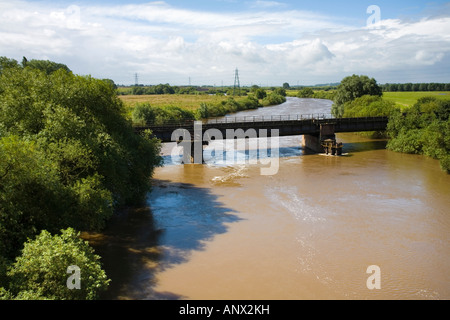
[87,97,450,300]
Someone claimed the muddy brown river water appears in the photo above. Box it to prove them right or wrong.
[87,97,450,300]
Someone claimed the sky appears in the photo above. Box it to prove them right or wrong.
[1,0,449,86]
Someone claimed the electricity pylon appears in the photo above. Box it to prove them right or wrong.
[233,68,241,96]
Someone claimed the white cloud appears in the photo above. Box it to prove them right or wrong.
[0,0,449,85]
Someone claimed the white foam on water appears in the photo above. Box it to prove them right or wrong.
[211,165,249,184]
[265,185,327,223]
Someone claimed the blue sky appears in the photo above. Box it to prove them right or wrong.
[63,0,449,22]
[1,0,449,85]
[68,0,445,17]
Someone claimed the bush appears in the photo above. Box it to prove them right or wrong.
[386,128,424,154]
[7,228,110,300]
[241,96,261,110]
[255,88,267,100]
[261,93,286,107]
[387,98,450,173]
[0,255,9,289]
[298,88,314,98]
[0,136,82,259]
[196,102,211,119]
[222,98,240,113]
[341,95,398,118]
[313,90,336,100]
[193,97,261,120]
[132,103,196,125]
[440,155,450,173]
[273,88,287,97]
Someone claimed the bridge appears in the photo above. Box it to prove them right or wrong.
[134,114,389,163]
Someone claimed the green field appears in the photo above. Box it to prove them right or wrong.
[383,91,450,109]
[118,94,250,118]
[119,94,241,111]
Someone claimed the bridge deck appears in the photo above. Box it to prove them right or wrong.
[134,114,389,143]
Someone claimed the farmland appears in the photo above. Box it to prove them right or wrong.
[119,94,249,118]
[383,91,450,109]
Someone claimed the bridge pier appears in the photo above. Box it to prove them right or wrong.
[180,140,209,164]
[302,123,343,155]
[301,134,323,153]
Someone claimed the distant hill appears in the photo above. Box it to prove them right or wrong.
[312,83,340,87]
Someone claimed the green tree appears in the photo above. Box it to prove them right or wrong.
[419,83,428,91]
[132,103,157,125]
[241,96,261,110]
[387,98,450,173]
[0,57,164,300]
[7,228,110,300]
[332,75,382,117]
[25,59,71,75]
[132,85,145,95]
[283,82,290,89]
[298,88,314,98]
[334,75,382,106]
[0,61,162,262]
[5,67,161,204]
[196,102,211,119]
[132,103,195,125]
[255,88,267,100]
[102,79,117,90]
[261,93,286,107]
[250,85,260,93]
[0,57,19,75]
[0,136,72,259]
[273,87,287,97]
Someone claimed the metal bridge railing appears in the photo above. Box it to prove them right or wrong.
[138,114,336,127]
[206,113,335,124]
